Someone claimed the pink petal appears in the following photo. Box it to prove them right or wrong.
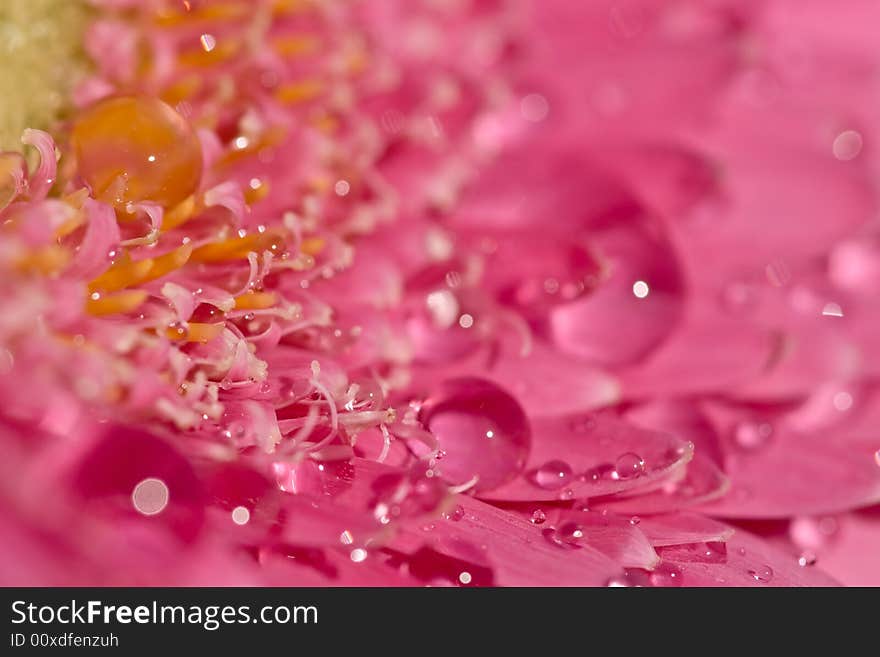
[658,525,840,587]
[66,199,120,280]
[593,452,729,515]
[393,495,621,587]
[479,413,693,502]
[635,512,735,547]
[21,129,57,200]
[542,509,660,570]
[699,401,880,517]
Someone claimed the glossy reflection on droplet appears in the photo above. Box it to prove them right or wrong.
[418,378,531,493]
[530,459,574,490]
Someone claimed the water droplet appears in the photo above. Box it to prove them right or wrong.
[632,280,650,298]
[832,391,853,411]
[442,505,465,522]
[629,516,641,526]
[530,459,574,490]
[231,506,250,525]
[613,452,645,480]
[334,179,350,196]
[418,378,531,493]
[132,478,169,516]
[822,302,844,317]
[458,571,473,585]
[584,462,616,482]
[71,96,202,208]
[200,33,217,52]
[553,521,585,547]
[748,565,774,583]
[520,93,549,122]
[530,509,547,525]
[833,130,863,161]
[168,321,189,339]
[649,563,683,587]
[350,548,368,563]
[605,576,630,587]
[798,551,817,567]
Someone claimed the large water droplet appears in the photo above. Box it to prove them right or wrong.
[530,509,547,525]
[613,452,645,480]
[530,459,574,490]
[131,477,169,516]
[418,378,531,493]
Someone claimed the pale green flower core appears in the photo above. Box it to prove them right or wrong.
[0,0,88,153]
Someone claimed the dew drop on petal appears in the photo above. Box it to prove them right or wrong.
[832,130,863,161]
[200,33,217,52]
[798,551,817,567]
[584,462,616,482]
[613,452,645,480]
[822,302,844,317]
[748,565,774,583]
[442,504,465,522]
[649,563,683,587]
[553,521,584,546]
[605,576,630,588]
[418,378,531,493]
[458,571,473,585]
[632,280,650,298]
[530,509,547,525]
[530,459,574,490]
[350,548,368,563]
[132,478,169,516]
[231,506,250,525]
[71,96,203,208]
[832,391,853,412]
[520,93,549,122]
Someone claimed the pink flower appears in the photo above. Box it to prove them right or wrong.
[0,0,878,587]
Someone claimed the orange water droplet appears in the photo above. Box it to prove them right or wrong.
[71,96,202,209]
